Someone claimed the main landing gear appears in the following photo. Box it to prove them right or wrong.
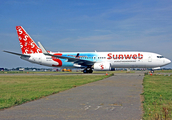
[83,68,93,73]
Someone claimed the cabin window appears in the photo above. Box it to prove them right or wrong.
[157,56,164,58]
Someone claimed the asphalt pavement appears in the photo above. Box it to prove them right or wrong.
[0,72,144,120]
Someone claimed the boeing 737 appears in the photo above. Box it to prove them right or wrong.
[4,26,171,73]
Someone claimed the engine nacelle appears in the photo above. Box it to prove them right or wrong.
[93,62,111,71]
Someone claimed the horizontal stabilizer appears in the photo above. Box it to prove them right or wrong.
[3,50,30,57]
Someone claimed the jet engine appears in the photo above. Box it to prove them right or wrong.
[93,62,111,71]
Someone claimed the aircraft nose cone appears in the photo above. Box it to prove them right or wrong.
[166,58,171,64]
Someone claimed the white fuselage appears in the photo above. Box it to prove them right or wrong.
[21,52,171,70]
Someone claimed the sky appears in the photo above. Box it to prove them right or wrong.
[0,0,172,68]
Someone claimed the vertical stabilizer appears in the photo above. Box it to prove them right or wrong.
[16,26,42,54]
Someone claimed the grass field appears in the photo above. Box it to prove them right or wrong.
[154,70,172,73]
[142,75,172,120]
[0,70,134,74]
[0,74,112,109]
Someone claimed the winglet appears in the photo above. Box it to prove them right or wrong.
[38,42,49,55]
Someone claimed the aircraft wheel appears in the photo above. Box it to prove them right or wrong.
[83,69,87,73]
[83,68,93,73]
[89,69,93,73]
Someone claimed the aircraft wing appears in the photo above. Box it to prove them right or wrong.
[3,50,30,57]
[38,42,95,66]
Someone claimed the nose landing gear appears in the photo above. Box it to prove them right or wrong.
[151,69,154,73]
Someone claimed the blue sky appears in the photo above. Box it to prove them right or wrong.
[1,0,172,68]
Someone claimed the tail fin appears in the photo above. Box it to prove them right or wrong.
[16,26,42,54]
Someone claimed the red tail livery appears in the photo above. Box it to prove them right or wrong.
[16,26,42,54]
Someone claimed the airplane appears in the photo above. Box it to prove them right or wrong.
[3,26,171,73]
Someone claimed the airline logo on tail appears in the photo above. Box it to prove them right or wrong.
[16,26,42,54]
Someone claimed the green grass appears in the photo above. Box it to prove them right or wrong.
[0,74,112,109]
[154,70,172,73]
[0,71,29,74]
[142,75,172,120]
[0,70,134,74]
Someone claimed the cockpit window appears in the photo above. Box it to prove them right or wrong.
[157,56,164,58]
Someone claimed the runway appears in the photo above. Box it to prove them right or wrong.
[0,72,144,120]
